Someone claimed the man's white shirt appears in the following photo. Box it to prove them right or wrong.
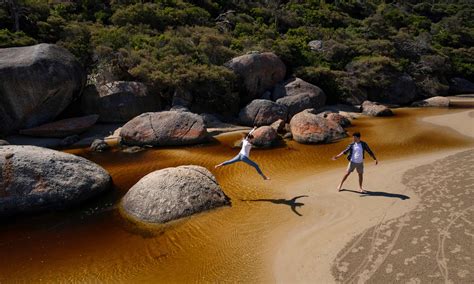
[351,142,364,163]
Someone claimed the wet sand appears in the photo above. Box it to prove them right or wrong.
[0,108,473,282]
[274,110,474,283]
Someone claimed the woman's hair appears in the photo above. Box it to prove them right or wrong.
[247,134,254,139]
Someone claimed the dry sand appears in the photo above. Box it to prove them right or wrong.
[272,110,474,283]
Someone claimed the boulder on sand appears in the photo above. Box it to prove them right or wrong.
[0,43,85,136]
[121,165,230,223]
[0,145,111,217]
[239,99,288,127]
[318,112,351,128]
[411,96,450,107]
[19,115,99,138]
[361,101,394,117]
[290,109,347,144]
[251,126,279,148]
[120,111,208,146]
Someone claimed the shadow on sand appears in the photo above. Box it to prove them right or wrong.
[340,189,410,200]
[241,195,308,216]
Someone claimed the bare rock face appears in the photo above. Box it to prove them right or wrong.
[276,78,327,119]
[81,81,161,123]
[318,112,351,128]
[225,52,286,103]
[270,119,286,133]
[290,110,347,144]
[239,99,288,127]
[251,126,279,148]
[411,96,450,107]
[361,101,394,117]
[120,111,208,146]
[0,44,86,136]
[19,115,99,138]
[121,165,230,223]
[0,145,111,217]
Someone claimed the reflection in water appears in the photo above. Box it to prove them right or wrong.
[0,108,473,282]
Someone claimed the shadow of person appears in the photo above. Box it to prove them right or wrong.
[340,189,410,200]
[241,195,308,216]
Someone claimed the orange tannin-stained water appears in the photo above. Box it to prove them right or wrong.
[0,108,472,283]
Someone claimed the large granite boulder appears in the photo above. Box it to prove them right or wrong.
[449,77,474,94]
[290,110,347,144]
[225,52,286,103]
[19,115,99,138]
[81,81,161,123]
[275,78,327,119]
[361,101,394,117]
[0,145,111,216]
[251,126,279,148]
[0,44,85,136]
[120,111,208,146]
[121,165,230,223]
[318,112,351,128]
[411,96,450,107]
[239,99,288,126]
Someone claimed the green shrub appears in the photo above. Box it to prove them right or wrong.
[0,29,37,47]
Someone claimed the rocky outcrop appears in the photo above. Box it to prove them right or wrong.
[225,52,286,103]
[120,111,208,146]
[251,126,279,148]
[19,115,99,138]
[411,96,450,107]
[0,44,85,136]
[361,101,394,117]
[290,110,347,144]
[239,99,288,126]
[121,165,230,223]
[0,145,111,216]
[81,81,161,123]
[449,77,474,94]
[90,139,110,152]
[318,112,351,128]
[275,78,327,119]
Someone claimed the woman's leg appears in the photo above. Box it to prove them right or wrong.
[215,154,242,168]
[241,156,269,180]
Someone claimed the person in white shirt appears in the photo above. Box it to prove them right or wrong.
[215,126,270,180]
[332,132,378,193]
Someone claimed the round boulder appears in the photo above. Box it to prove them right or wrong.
[81,81,161,123]
[0,43,85,136]
[318,112,351,128]
[276,78,327,119]
[0,145,111,216]
[290,110,347,144]
[361,101,394,117]
[239,99,288,127]
[90,139,110,152]
[225,52,286,103]
[120,111,208,146]
[411,96,450,107]
[0,140,9,146]
[251,126,279,148]
[121,165,230,223]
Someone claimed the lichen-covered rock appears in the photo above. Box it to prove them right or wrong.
[0,145,111,216]
[120,111,208,146]
[290,110,347,144]
[411,96,450,107]
[0,44,85,135]
[251,126,279,148]
[239,99,288,126]
[121,165,230,223]
[361,101,394,117]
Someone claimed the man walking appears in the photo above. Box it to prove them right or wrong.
[332,132,378,193]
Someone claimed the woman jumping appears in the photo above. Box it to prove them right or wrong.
[215,126,270,180]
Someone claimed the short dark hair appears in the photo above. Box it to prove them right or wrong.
[353,132,361,138]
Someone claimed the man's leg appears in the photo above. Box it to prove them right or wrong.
[241,156,269,180]
[337,171,351,191]
[357,163,366,193]
[215,154,241,169]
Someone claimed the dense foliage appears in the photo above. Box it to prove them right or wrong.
[1,0,473,106]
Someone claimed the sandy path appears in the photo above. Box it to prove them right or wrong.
[272,110,474,283]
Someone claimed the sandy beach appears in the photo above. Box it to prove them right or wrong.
[273,110,474,283]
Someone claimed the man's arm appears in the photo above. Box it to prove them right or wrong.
[332,144,351,160]
[364,142,378,164]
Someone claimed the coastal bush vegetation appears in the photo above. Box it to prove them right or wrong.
[1,0,473,104]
